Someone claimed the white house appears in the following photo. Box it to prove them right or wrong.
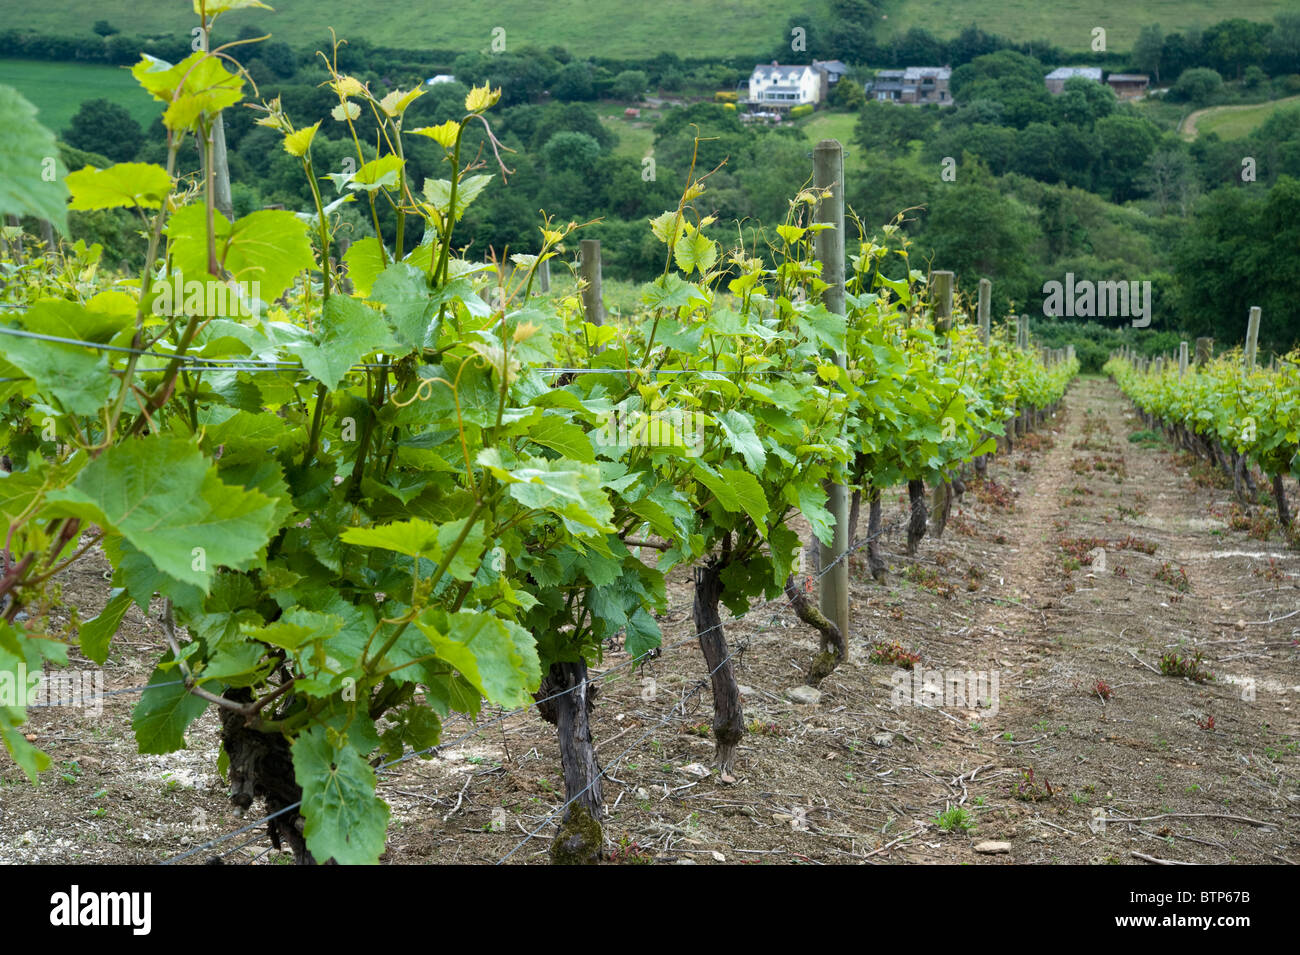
[425,74,457,86]
[747,62,821,108]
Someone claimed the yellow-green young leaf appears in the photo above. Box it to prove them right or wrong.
[196,0,272,13]
[0,85,69,232]
[464,84,501,112]
[648,210,684,245]
[692,462,768,533]
[166,205,313,302]
[283,121,320,157]
[342,236,385,297]
[421,174,492,220]
[241,609,342,651]
[132,52,243,130]
[44,434,277,593]
[409,120,459,147]
[66,163,171,210]
[673,231,717,275]
[340,518,440,558]
[331,75,366,98]
[292,725,390,865]
[349,154,404,192]
[415,609,541,709]
[776,224,806,244]
[379,87,424,117]
[331,101,361,122]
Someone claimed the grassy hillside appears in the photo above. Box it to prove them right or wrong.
[880,0,1280,52]
[1187,96,1300,140]
[0,0,828,59]
[0,58,160,135]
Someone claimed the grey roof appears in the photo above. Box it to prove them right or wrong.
[1107,74,1149,83]
[1046,66,1103,81]
[813,59,851,75]
[751,64,815,81]
[902,66,950,81]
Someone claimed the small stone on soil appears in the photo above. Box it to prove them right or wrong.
[786,686,822,705]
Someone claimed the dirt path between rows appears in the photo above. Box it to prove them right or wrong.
[2,377,1296,864]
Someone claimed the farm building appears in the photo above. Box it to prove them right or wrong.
[811,58,851,99]
[865,66,951,105]
[1044,66,1102,94]
[1106,73,1150,99]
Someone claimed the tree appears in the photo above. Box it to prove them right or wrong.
[925,123,1017,175]
[552,61,596,101]
[1202,18,1272,79]
[92,20,119,37]
[950,50,1045,101]
[543,131,601,174]
[1094,113,1160,201]
[1266,12,1300,75]
[1171,67,1223,105]
[1173,178,1300,346]
[949,24,1001,65]
[62,98,144,163]
[1054,77,1114,127]
[854,100,935,157]
[919,180,1036,296]
[612,70,648,101]
[1133,24,1164,83]
[1136,145,1198,215]
[831,78,865,110]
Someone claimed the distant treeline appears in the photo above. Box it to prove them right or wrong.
[4,10,1299,96]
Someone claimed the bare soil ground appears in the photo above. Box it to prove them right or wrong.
[2,377,1297,865]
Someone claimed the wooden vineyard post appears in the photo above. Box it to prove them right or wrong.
[977,278,991,345]
[974,279,991,475]
[1195,337,1213,368]
[1244,306,1261,372]
[929,271,955,539]
[1017,315,1031,435]
[579,239,603,326]
[1179,341,1189,377]
[538,256,551,293]
[811,139,850,666]
[212,114,235,223]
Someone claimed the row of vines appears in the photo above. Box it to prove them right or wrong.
[0,2,1077,864]
[1105,353,1299,533]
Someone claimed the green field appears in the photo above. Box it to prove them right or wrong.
[599,106,658,161]
[1191,97,1300,139]
[880,0,1280,52]
[0,0,829,59]
[798,112,864,176]
[0,58,160,136]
